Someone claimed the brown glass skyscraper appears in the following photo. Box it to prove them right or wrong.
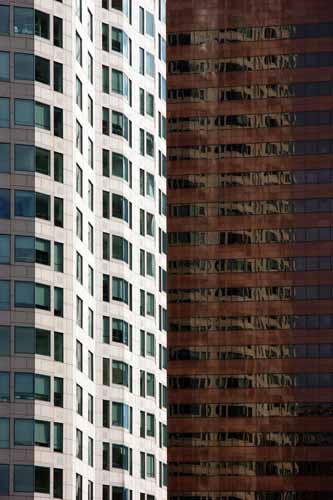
[167,1,333,499]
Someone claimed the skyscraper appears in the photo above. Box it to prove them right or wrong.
[0,0,167,498]
[167,0,333,498]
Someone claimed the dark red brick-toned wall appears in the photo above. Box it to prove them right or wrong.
[167,1,333,498]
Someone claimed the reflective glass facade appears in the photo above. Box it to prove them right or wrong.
[167,0,333,498]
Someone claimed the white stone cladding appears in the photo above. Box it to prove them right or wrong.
[0,0,167,498]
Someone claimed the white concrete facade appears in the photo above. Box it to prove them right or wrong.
[0,0,167,499]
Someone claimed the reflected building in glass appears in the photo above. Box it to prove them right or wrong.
[167,0,333,499]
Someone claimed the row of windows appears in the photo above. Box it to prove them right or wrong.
[168,139,333,161]
[0,143,63,180]
[0,280,63,315]
[168,110,333,131]
[167,169,333,189]
[0,235,63,269]
[0,372,63,406]
[169,285,333,303]
[0,465,62,497]
[169,198,333,217]
[0,418,63,451]
[168,256,333,275]
[168,80,333,103]
[0,52,63,91]
[169,314,333,332]
[169,227,333,247]
[102,150,132,182]
[0,326,63,360]
[0,189,63,224]
[168,431,333,447]
[169,372,333,390]
[168,460,333,477]
[0,98,63,136]
[169,343,333,361]
[169,493,333,500]
[168,22,333,46]
[0,6,63,47]
[168,51,333,75]
[169,402,333,418]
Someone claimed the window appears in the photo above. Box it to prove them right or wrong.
[103,485,110,500]
[76,428,82,459]
[147,293,155,317]
[146,132,154,157]
[112,110,128,139]
[146,372,155,397]
[0,280,10,310]
[76,252,83,284]
[0,417,9,448]
[76,340,82,371]
[76,165,83,195]
[0,6,9,35]
[14,98,34,126]
[146,52,155,77]
[103,66,110,94]
[54,16,63,47]
[88,52,93,83]
[146,173,155,197]
[54,422,63,452]
[0,235,10,264]
[54,197,64,227]
[112,360,129,386]
[88,96,93,126]
[14,373,50,401]
[146,93,154,117]
[88,223,94,252]
[147,212,155,236]
[112,69,129,97]
[76,384,83,415]
[76,296,83,328]
[54,377,63,407]
[35,56,50,84]
[76,474,82,500]
[112,402,130,429]
[76,0,82,21]
[54,152,64,182]
[146,333,155,356]
[112,27,128,56]
[88,266,94,296]
[0,326,10,356]
[103,233,110,260]
[88,351,94,380]
[35,101,50,130]
[76,208,83,240]
[112,319,129,346]
[147,454,155,477]
[15,327,50,356]
[0,189,10,219]
[103,149,110,177]
[88,481,93,500]
[0,98,9,127]
[14,281,50,310]
[139,7,144,34]
[54,242,64,272]
[54,469,63,499]
[103,274,110,302]
[102,23,109,51]
[88,9,93,41]
[103,442,111,471]
[14,53,34,80]
[140,452,145,478]
[88,308,94,338]
[0,52,9,80]
[112,277,129,304]
[112,152,129,180]
[112,235,128,263]
[76,77,82,109]
[88,394,94,423]
[88,138,94,168]
[112,444,129,470]
[0,143,10,172]
[112,194,128,221]
[0,372,9,400]
[103,316,110,343]
[14,7,33,35]
[147,252,155,276]
[147,413,155,436]
[103,400,110,427]
[76,32,82,65]
[103,107,110,135]
[54,332,64,362]
[146,12,154,37]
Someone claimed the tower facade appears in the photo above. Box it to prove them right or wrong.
[167,1,333,499]
[0,0,167,498]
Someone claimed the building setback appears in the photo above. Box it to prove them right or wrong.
[167,0,333,499]
[0,0,167,498]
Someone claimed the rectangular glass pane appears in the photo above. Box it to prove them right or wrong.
[15,144,35,171]
[0,417,9,447]
[15,326,34,353]
[0,235,10,263]
[0,98,9,127]
[0,326,10,355]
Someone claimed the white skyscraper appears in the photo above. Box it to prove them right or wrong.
[0,0,167,498]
